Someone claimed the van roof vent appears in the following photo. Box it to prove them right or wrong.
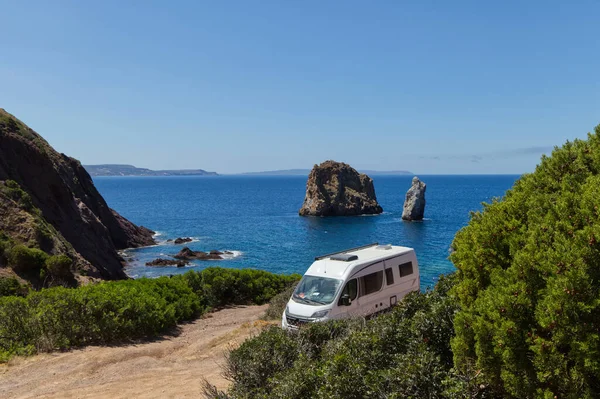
[376,244,392,250]
[330,253,359,262]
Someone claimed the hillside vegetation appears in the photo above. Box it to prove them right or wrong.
[206,124,600,399]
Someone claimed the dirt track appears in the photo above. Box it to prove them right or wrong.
[0,305,270,399]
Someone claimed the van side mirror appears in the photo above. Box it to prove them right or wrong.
[340,294,351,306]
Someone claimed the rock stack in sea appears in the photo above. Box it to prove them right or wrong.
[299,160,383,216]
[402,177,426,221]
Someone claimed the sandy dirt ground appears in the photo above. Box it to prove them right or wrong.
[0,305,271,399]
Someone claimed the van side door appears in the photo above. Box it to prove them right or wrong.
[353,261,385,317]
[382,258,400,310]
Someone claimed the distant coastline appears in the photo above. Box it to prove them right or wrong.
[84,164,218,177]
[84,164,413,177]
[239,169,413,176]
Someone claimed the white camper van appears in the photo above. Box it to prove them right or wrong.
[282,243,420,329]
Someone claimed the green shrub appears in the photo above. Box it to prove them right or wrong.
[190,267,300,308]
[8,245,48,273]
[45,255,73,278]
[0,277,28,297]
[0,240,9,261]
[3,180,34,211]
[262,283,296,320]
[450,124,600,398]
[0,231,11,259]
[226,326,300,397]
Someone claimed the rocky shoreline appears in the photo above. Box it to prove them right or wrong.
[140,245,236,268]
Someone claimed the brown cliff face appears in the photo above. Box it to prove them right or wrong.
[299,160,383,216]
[0,109,155,280]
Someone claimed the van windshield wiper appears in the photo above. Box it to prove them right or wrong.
[303,297,327,305]
[293,295,312,304]
[293,296,325,305]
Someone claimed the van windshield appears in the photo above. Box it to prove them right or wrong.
[292,276,342,306]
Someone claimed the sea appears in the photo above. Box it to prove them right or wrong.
[94,175,519,289]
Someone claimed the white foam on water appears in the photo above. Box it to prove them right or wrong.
[220,250,243,260]
[164,237,205,245]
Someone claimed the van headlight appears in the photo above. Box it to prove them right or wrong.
[285,305,290,315]
[311,309,330,319]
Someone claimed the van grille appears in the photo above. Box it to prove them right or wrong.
[286,314,311,328]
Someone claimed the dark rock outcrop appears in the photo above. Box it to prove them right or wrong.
[0,109,156,280]
[299,160,383,216]
[402,177,426,221]
[145,258,187,267]
[174,247,223,260]
[173,237,193,245]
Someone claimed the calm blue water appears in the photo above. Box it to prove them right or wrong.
[93,175,519,288]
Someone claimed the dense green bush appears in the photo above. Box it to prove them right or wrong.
[212,274,465,399]
[262,284,296,320]
[0,277,28,297]
[197,267,300,308]
[0,276,200,358]
[0,267,298,361]
[450,125,600,398]
[3,180,34,211]
[45,254,73,278]
[8,244,48,273]
[0,239,9,261]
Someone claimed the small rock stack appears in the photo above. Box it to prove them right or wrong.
[402,177,426,221]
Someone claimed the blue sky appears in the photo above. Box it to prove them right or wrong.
[1,1,598,174]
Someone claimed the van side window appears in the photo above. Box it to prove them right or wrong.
[359,271,383,297]
[385,268,394,285]
[338,279,357,305]
[399,262,413,277]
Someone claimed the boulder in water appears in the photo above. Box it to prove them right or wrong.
[402,177,426,221]
[299,160,383,216]
[174,247,223,260]
[173,237,193,245]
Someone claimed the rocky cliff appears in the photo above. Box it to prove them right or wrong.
[402,177,426,221]
[0,109,155,282]
[299,161,383,216]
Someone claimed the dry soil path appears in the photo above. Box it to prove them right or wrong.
[0,304,270,399]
